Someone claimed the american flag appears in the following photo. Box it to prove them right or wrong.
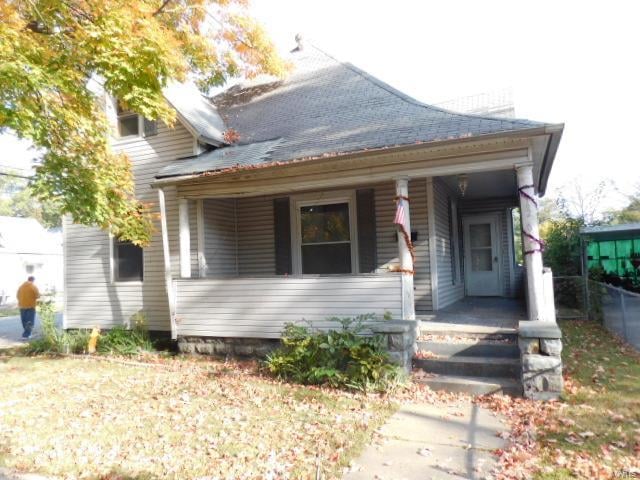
[394,197,406,228]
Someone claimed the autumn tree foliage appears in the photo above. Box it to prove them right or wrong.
[0,0,286,244]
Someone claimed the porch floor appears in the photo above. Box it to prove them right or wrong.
[419,297,526,331]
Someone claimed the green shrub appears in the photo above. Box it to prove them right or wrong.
[26,306,153,356]
[97,312,153,355]
[265,315,404,392]
[26,300,91,354]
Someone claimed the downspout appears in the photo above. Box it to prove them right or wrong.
[157,188,177,340]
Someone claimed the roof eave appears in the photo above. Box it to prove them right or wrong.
[537,123,565,197]
[151,126,556,187]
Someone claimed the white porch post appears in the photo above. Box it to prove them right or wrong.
[158,188,177,340]
[516,164,545,321]
[396,177,415,320]
[178,198,191,278]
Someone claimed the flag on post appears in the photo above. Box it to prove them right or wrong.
[394,196,406,228]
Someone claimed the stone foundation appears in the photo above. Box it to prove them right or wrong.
[370,320,418,373]
[177,336,279,358]
[518,321,563,400]
[178,321,418,372]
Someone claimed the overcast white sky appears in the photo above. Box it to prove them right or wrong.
[2,0,638,208]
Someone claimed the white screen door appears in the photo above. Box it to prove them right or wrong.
[463,214,501,296]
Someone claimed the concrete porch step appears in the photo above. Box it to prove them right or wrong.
[419,321,518,342]
[413,355,520,378]
[417,340,520,359]
[416,374,523,397]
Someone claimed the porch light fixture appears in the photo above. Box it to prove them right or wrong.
[458,174,469,196]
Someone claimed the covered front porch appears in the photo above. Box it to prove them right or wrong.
[154,144,550,341]
[421,297,527,330]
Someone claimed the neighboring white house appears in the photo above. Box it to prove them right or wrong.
[0,216,63,305]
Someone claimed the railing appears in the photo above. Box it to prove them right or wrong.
[552,275,640,351]
[591,282,640,351]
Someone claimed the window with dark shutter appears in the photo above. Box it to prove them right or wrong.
[116,102,139,137]
[273,198,292,275]
[356,188,377,273]
[300,202,352,274]
[114,238,143,282]
[143,118,158,137]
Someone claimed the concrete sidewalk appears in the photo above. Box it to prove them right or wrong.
[344,400,506,480]
[0,313,63,349]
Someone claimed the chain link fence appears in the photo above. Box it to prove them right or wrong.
[552,275,640,351]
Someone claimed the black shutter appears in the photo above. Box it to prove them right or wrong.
[273,197,292,275]
[143,118,158,137]
[356,188,377,273]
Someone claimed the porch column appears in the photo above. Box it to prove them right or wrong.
[516,164,545,321]
[178,198,191,278]
[395,177,415,320]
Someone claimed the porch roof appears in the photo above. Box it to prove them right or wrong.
[155,44,563,189]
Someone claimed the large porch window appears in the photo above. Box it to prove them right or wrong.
[300,203,352,274]
[292,192,358,275]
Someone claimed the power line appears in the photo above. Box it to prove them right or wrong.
[0,172,32,180]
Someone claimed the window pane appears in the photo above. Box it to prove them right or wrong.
[302,244,351,274]
[471,248,493,271]
[116,241,143,281]
[469,223,491,248]
[300,203,350,243]
[118,116,139,137]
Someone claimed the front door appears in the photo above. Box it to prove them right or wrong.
[463,214,502,296]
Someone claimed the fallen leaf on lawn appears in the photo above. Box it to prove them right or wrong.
[418,448,432,457]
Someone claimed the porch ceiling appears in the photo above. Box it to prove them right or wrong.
[440,170,518,199]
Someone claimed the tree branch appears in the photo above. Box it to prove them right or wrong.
[153,0,173,16]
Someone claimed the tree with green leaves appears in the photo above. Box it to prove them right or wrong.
[611,184,640,224]
[0,0,286,244]
[0,173,62,228]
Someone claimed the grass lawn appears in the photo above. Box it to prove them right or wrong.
[0,355,396,479]
[535,320,640,478]
[0,306,19,318]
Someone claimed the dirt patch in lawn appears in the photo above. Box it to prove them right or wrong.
[0,355,396,479]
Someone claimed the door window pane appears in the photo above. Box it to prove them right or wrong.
[471,248,493,271]
[300,203,350,243]
[302,244,351,274]
[470,223,491,248]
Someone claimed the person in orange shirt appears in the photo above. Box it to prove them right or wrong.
[16,276,40,339]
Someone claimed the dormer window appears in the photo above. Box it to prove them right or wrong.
[116,101,158,138]
[117,102,139,137]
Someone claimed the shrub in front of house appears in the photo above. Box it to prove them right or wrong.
[265,315,404,392]
[27,306,153,356]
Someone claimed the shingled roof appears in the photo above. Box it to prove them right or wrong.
[157,45,556,180]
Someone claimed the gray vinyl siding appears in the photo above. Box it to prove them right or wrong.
[64,121,195,331]
[459,196,519,297]
[433,179,465,308]
[373,181,432,313]
[202,199,238,276]
[236,195,276,275]
[188,200,199,276]
[175,275,403,338]
[179,180,433,311]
